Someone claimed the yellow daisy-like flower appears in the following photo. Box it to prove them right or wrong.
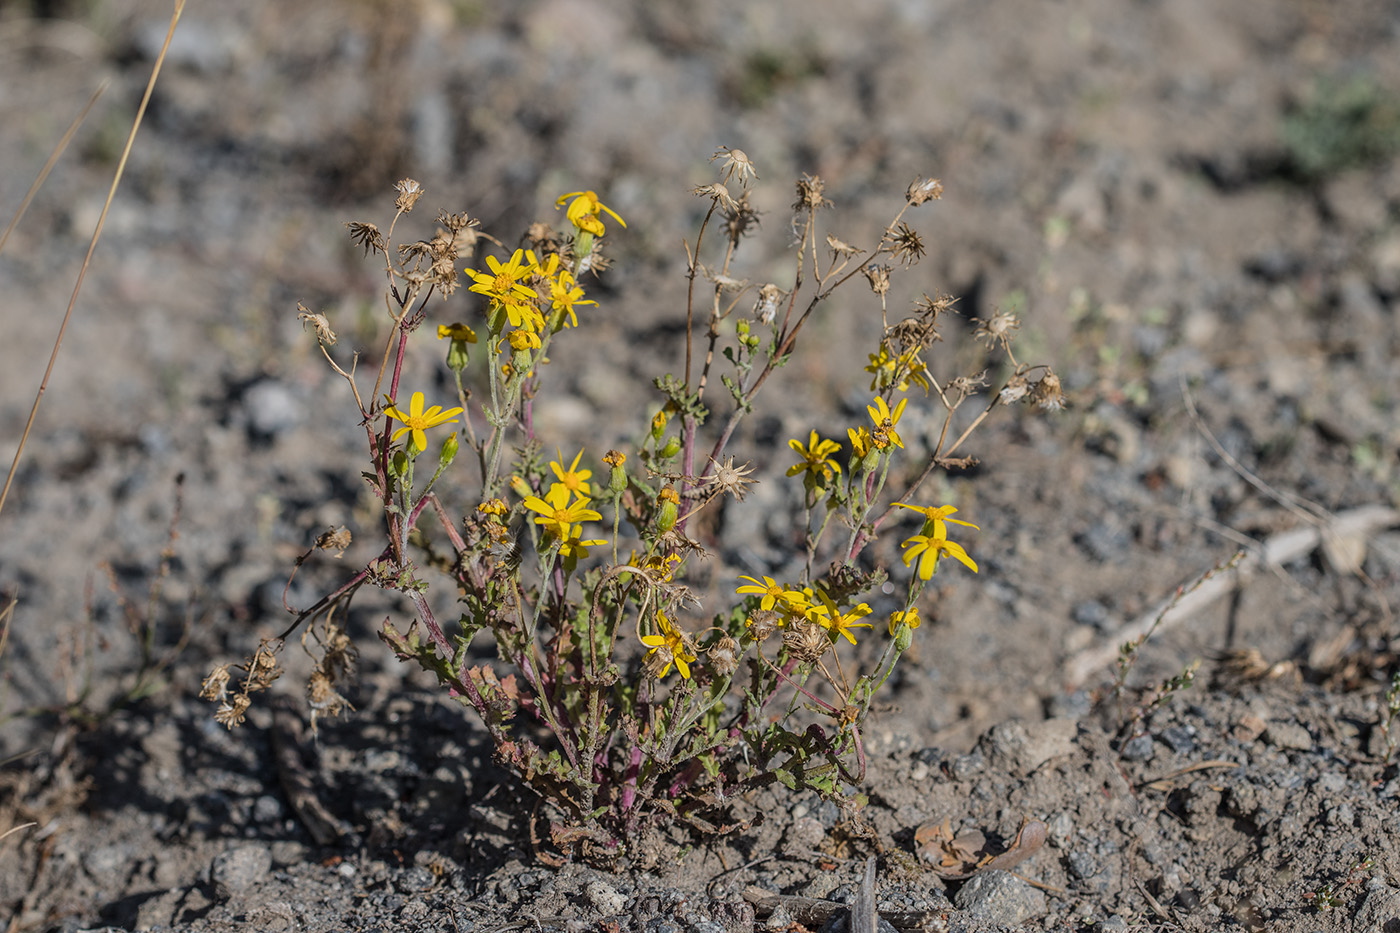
[786,430,843,486]
[556,190,627,238]
[901,530,978,580]
[507,328,542,351]
[550,449,592,497]
[522,484,601,540]
[640,611,696,680]
[383,391,464,454]
[736,575,786,611]
[866,396,909,450]
[549,270,596,328]
[465,249,538,307]
[891,503,979,540]
[811,596,874,646]
[437,322,478,342]
[555,524,607,568]
[889,606,922,635]
[848,425,874,461]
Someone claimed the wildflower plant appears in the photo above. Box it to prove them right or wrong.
[205,157,1060,858]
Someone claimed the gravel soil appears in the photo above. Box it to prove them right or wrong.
[2,2,1400,931]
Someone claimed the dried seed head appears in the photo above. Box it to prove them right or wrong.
[1032,369,1065,411]
[783,618,829,663]
[297,303,338,346]
[724,190,761,241]
[214,694,252,729]
[200,664,231,702]
[826,234,860,257]
[708,635,741,677]
[711,146,758,187]
[315,525,352,556]
[862,263,892,296]
[999,373,1032,404]
[346,221,384,256]
[793,174,829,211]
[643,644,676,680]
[948,371,989,404]
[394,178,423,212]
[890,222,926,266]
[914,292,959,326]
[906,177,944,205]
[973,309,1021,352]
[709,456,756,501]
[747,610,782,643]
[753,283,783,324]
[693,182,740,214]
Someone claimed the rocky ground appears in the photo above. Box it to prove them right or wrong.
[1,1,1400,931]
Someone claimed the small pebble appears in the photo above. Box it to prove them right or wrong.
[1119,734,1154,762]
[210,844,272,896]
[585,879,626,915]
[1158,726,1195,755]
[952,870,1047,925]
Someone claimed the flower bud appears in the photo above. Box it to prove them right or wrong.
[509,475,532,499]
[390,449,409,476]
[650,408,669,442]
[438,432,459,469]
[655,485,680,533]
[658,436,681,460]
[603,449,628,494]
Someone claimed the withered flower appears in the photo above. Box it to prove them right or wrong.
[711,146,758,187]
[793,174,829,211]
[346,221,384,256]
[862,263,892,297]
[906,177,944,205]
[783,618,829,663]
[394,178,423,212]
[890,222,926,266]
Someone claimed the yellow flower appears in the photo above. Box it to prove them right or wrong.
[866,396,909,450]
[555,524,606,568]
[507,328,542,351]
[465,249,538,306]
[477,498,508,517]
[549,270,596,328]
[866,346,931,395]
[786,430,843,486]
[522,484,601,539]
[891,503,979,539]
[556,190,627,237]
[437,322,478,342]
[466,250,543,331]
[640,611,695,680]
[737,575,785,611]
[383,391,464,454]
[902,530,978,580]
[848,426,873,461]
[550,449,592,497]
[889,606,922,635]
[809,590,874,646]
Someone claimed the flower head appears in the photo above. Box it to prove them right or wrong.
[550,449,592,497]
[889,606,922,635]
[640,612,696,680]
[901,530,978,580]
[465,249,542,331]
[556,190,626,238]
[809,591,874,646]
[891,503,979,540]
[711,146,758,187]
[787,430,843,487]
[737,575,785,611]
[866,396,909,450]
[522,484,601,540]
[383,391,463,454]
[549,270,596,329]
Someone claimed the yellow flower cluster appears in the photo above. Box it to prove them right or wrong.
[736,576,873,647]
[522,451,605,562]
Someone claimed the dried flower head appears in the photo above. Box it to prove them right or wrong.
[826,234,860,257]
[297,303,337,346]
[890,222,926,266]
[913,292,958,326]
[783,618,829,663]
[693,182,740,214]
[753,282,783,324]
[747,609,782,643]
[346,221,384,256]
[724,191,761,242]
[315,525,352,557]
[973,309,1021,353]
[395,178,424,212]
[999,373,1031,404]
[906,176,944,205]
[711,146,758,187]
[794,174,830,211]
[708,635,741,677]
[948,371,989,404]
[709,456,756,501]
[1031,369,1065,411]
[862,263,892,296]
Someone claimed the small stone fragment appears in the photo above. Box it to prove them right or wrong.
[952,869,1047,925]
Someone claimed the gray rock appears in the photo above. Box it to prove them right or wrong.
[1353,885,1400,933]
[585,879,627,915]
[980,718,1077,775]
[952,869,1047,925]
[1119,734,1154,762]
[210,844,272,897]
[1263,720,1312,751]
